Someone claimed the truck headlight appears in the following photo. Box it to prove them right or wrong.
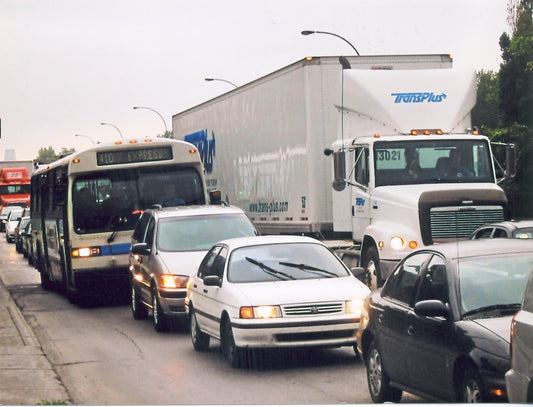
[390,236,406,250]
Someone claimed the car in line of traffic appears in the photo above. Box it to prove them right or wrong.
[506,269,533,403]
[186,235,371,367]
[470,219,533,240]
[5,207,24,243]
[356,238,533,403]
[129,204,259,332]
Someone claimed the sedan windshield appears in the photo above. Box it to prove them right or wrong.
[459,252,533,316]
[228,243,350,283]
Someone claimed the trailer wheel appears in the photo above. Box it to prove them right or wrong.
[362,246,382,291]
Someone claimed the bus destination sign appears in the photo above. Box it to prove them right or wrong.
[97,146,173,166]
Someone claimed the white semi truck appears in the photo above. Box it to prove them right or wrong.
[172,55,514,288]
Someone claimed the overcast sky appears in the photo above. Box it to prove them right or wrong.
[1,0,510,161]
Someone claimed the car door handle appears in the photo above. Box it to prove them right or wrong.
[407,325,414,336]
[378,313,384,323]
[203,289,208,293]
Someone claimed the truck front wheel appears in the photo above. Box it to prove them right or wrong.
[362,246,382,290]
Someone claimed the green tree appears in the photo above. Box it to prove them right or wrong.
[496,0,533,217]
[35,146,76,164]
[472,70,502,128]
[36,146,57,164]
[499,0,533,126]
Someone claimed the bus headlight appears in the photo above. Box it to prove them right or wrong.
[72,247,101,257]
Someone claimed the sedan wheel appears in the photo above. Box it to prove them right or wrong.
[221,320,244,368]
[460,368,483,403]
[366,341,402,403]
[190,308,210,351]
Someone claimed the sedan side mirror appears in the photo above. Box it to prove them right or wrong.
[414,299,450,320]
[203,275,222,287]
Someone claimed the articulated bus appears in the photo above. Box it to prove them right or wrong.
[31,138,219,304]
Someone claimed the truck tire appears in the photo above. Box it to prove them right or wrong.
[362,246,382,290]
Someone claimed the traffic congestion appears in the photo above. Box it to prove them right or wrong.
[2,152,533,403]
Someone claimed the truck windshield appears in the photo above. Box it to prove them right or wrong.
[373,139,494,187]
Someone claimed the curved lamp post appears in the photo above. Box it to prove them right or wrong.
[75,134,96,145]
[133,106,168,136]
[204,78,238,88]
[301,30,360,56]
[100,122,124,139]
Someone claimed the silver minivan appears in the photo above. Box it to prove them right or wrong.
[129,205,258,331]
[506,271,533,403]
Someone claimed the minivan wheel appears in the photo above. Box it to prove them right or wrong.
[366,340,402,403]
[152,288,168,332]
[131,284,148,320]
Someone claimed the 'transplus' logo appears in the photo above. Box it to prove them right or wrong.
[391,92,447,103]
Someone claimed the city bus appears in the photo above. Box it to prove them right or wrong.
[31,138,219,304]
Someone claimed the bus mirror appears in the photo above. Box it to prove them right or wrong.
[209,189,222,205]
[506,143,517,179]
[333,151,346,191]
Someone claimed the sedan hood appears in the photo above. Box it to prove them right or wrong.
[232,277,370,305]
[159,250,207,277]
[472,316,513,344]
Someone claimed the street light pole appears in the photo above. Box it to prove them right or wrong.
[301,30,360,56]
[204,78,238,88]
[75,134,96,144]
[133,106,168,136]
[100,122,124,139]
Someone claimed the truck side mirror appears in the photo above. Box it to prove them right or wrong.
[506,143,517,179]
[209,189,222,205]
[332,151,346,191]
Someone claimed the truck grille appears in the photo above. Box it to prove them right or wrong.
[283,303,343,316]
[430,206,504,239]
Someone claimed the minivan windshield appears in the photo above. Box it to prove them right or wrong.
[157,214,257,252]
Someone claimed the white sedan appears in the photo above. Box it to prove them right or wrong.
[185,235,371,367]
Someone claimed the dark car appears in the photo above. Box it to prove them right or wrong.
[15,216,31,253]
[470,220,533,240]
[21,222,33,264]
[506,270,533,403]
[357,239,533,403]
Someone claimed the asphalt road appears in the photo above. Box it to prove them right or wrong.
[1,237,424,405]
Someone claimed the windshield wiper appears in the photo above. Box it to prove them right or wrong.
[245,257,295,280]
[462,303,521,318]
[279,261,337,278]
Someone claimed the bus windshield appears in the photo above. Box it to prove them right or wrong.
[374,139,494,187]
[72,165,205,234]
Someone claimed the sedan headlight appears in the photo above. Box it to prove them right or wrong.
[240,305,281,319]
[346,299,365,318]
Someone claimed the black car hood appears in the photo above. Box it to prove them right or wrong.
[471,315,512,344]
